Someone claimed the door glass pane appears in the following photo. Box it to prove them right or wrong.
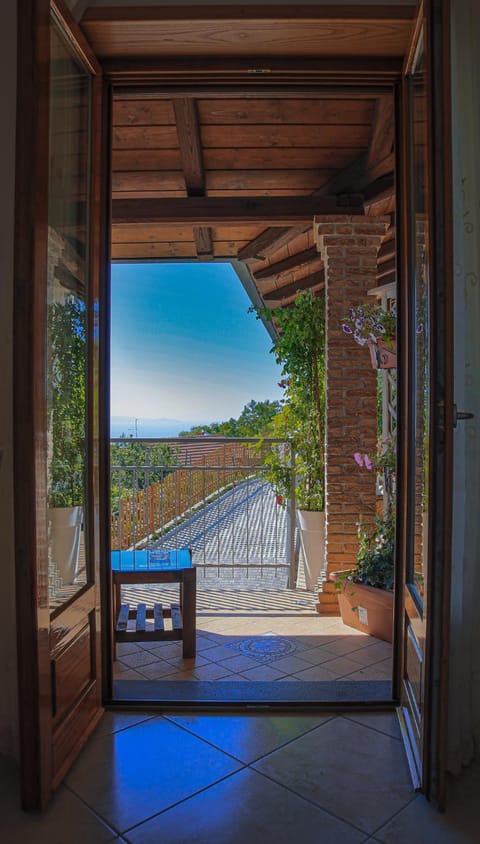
[409,35,429,609]
[47,21,92,611]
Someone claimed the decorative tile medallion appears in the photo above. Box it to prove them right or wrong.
[227,636,300,663]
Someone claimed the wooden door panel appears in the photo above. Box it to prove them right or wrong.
[51,606,95,723]
[52,681,103,790]
[398,0,453,805]
[14,0,104,808]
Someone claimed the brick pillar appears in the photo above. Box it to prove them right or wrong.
[314,216,390,615]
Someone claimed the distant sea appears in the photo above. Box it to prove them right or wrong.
[110,416,208,439]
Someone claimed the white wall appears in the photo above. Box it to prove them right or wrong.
[449,0,480,775]
[0,0,18,760]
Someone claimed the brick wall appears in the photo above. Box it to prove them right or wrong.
[314,216,390,614]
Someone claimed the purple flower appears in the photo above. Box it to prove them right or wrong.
[417,323,424,334]
[353,452,364,467]
[375,323,385,333]
[342,324,353,335]
[353,330,367,347]
[364,454,373,471]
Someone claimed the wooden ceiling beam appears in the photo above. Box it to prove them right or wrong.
[194,226,213,257]
[111,78,399,96]
[366,94,395,169]
[237,226,308,261]
[173,98,204,195]
[363,173,395,202]
[377,257,396,280]
[112,195,365,226]
[377,268,396,287]
[262,269,325,301]
[378,239,396,263]
[239,140,395,261]
[363,173,395,215]
[173,97,212,257]
[83,6,415,24]
[236,154,369,259]
[254,246,319,280]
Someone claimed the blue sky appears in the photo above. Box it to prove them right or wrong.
[110,262,282,431]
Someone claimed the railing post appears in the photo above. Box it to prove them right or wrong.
[288,440,297,589]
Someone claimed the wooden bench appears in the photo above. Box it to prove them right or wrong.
[111,549,196,658]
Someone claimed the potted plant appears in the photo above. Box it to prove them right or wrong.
[330,436,396,641]
[330,507,395,642]
[255,291,326,590]
[47,294,87,585]
[340,303,396,369]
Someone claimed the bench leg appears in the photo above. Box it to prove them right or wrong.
[181,568,196,658]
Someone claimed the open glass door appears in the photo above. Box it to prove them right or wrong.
[14,0,105,808]
[397,0,453,805]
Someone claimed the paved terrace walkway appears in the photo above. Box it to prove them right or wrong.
[150,477,296,591]
[117,482,393,688]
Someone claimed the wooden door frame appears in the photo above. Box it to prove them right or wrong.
[13,0,107,809]
[14,0,52,809]
[423,0,453,806]
[396,0,453,806]
[13,0,453,808]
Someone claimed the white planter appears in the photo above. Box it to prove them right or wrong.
[49,506,83,586]
[297,509,325,591]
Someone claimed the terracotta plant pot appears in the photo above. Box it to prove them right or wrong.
[275,494,283,505]
[367,338,397,369]
[329,570,393,643]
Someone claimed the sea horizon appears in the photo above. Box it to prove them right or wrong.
[110,416,210,439]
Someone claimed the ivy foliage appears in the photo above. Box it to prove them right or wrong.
[48,295,87,507]
[255,291,326,511]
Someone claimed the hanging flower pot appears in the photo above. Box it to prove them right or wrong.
[340,304,397,369]
[275,494,284,505]
[367,338,397,369]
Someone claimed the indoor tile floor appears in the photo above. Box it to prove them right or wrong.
[2,710,480,843]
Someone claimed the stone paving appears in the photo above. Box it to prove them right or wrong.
[150,477,294,590]
[114,476,394,687]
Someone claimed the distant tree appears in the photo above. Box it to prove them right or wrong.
[236,399,281,436]
[179,399,281,438]
[110,437,179,512]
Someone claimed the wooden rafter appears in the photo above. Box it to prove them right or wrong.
[378,238,396,263]
[254,246,319,280]
[377,257,396,280]
[363,173,395,202]
[193,226,213,256]
[112,195,365,226]
[237,226,308,262]
[262,269,325,301]
[237,95,395,263]
[173,98,204,194]
[363,173,395,215]
[366,93,395,169]
[173,97,212,257]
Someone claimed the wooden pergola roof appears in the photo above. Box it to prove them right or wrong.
[81,4,413,307]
